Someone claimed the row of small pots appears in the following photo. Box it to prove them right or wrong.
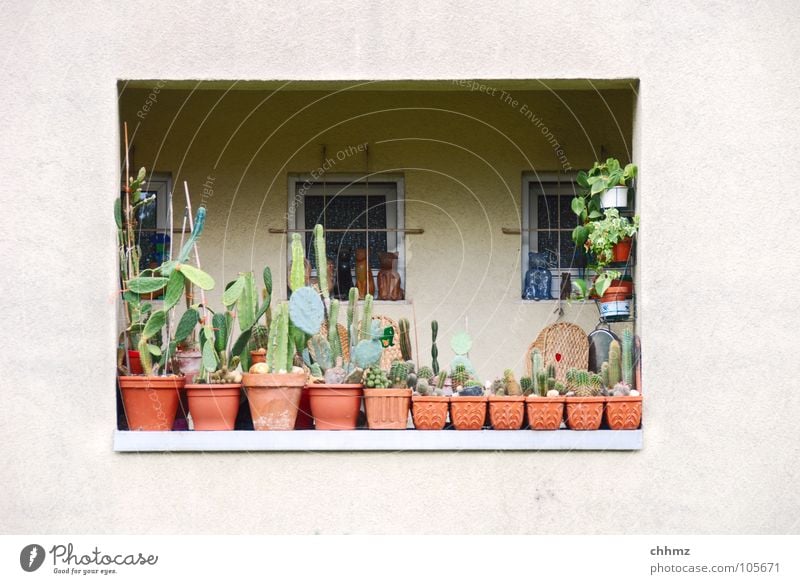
[118,376,642,431]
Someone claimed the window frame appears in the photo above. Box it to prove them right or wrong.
[287,173,406,294]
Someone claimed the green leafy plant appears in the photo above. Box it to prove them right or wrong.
[585,209,640,265]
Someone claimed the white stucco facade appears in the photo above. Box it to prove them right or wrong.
[1,1,799,534]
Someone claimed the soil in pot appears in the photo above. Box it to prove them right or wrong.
[364,388,411,429]
[605,395,642,430]
[565,396,605,430]
[186,383,241,430]
[526,396,566,430]
[118,375,185,431]
[612,237,632,262]
[242,372,306,430]
[307,384,364,430]
[411,396,449,430]
[450,396,487,430]
[488,396,525,430]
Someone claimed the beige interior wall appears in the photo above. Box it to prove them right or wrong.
[118,86,635,377]
[3,0,799,534]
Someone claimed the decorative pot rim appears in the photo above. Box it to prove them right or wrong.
[565,396,605,403]
[488,395,525,402]
[363,388,412,397]
[412,395,450,402]
[185,383,242,390]
[305,383,364,390]
[118,375,186,388]
[451,395,488,402]
[242,372,306,389]
[525,395,566,403]
[606,395,642,402]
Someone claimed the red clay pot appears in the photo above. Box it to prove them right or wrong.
[118,375,184,431]
[613,237,632,262]
[364,388,411,429]
[294,387,315,429]
[565,396,605,430]
[307,384,364,430]
[250,350,267,364]
[450,396,488,430]
[242,372,306,430]
[526,396,566,430]
[610,279,634,297]
[601,286,630,303]
[174,349,202,380]
[488,396,525,430]
[185,383,241,431]
[605,395,642,430]
[412,396,450,430]
[127,351,143,375]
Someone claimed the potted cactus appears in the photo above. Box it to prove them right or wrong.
[412,370,449,430]
[221,266,273,370]
[116,168,215,430]
[525,349,567,431]
[449,365,488,430]
[185,309,244,431]
[488,370,525,430]
[603,330,642,430]
[362,357,413,429]
[564,368,605,430]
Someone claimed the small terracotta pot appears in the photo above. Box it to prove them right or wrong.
[363,388,411,429]
[307,384,364,430]
[127,351,143,375]
[526,396,566,430]
[565,396,605,430]
[250,350,267,364]
[605,395,642,430]
[412,396,450,430]
[450,396,488,430]
[601,285,630,303]
[610,279,634,297]
[488,396,525,430]
[186,383,241,430]
[118,376,184,431]
[295,387,315,429]
[174,349,202,380]
[243,372,306,430]
[613,237,632,262]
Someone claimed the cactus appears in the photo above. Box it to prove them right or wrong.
[450,332,472,355]
[308,334,333,371]
[601,361,610,388]
[363,367,389,388]
[289,233,306,292]
[520,376,532,395]
[536,371,548,396]
[324,356,346,384]
[417,379,431,396]
[406,372,418,390]
[491,377,507,396]
[436,370,447,390]
[608,340,622,387]
[309,363,323,378]
[353,339,382,368]
[503,369,522,396]
[417,366,434,382]
[271,302,291,372]
[566,367,601,397]
[312,224,329,299]
[622,329,634,387]
[328,299,342,361]
[431,320,439,375]
[347,287,359,354]
[359,294,373,341]
[288,286,324,335]
[398,318,412,361]
[450,363,470,388]
[531,348,544,395]
[389,360,410,387]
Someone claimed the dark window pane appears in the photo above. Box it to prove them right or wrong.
[559,195,578,229]
[536,194,558,229]
[536,231,559,268]
[559,231,587,269]
[136,190,158,231]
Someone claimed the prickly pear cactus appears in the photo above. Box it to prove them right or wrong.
[308,334,333,370]
[288,286,324,335]
[450,331,472,355]
[353,339,382,369]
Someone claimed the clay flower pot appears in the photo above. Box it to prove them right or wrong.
[174,349,202,380]
[488,396,525,430]
[294,387,315,429]
[605,395,642,430]
[307,384,364,430]
[127,350,143,375]
[565,396,605,430]
[612,237,632,262]
[412,396,450,430]
[450,396,488,430]
[185,383,241,431]
[364,388,411,429]
[118,376,185,431]
[526,396,566,430]
[250,350,267,365]
[610,279,634,297]
[242,372,306,430]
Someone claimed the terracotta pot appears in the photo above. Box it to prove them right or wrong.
[565,396,605,430]
[186,383,241,430]
[601,286,630,303]
[364,388,411,429]
[613,237,632,262]
[174,349,202,380]
[488,396,525,430]
[610,279,634,297]
[242,372,306,430]
[118,375,184,431]
[412,396,450,430]
[450,396,488,430]
[526,396,566,431]
[307,384,363,430]
[605,395,642,430]
[127,350,143,375]
[250,350,267,364]
[294,387,315,429]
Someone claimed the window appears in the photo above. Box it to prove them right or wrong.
[122,172,173,272]
[288,175,405,299]
[521,173,586,298]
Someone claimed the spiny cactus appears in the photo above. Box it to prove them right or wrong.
[601,361,610,388]
[359,294,373,341]
[566,367,601,397]
[324,356,346,384]
[417,379,432,396]
[503,369,522,396]
[313,224,329,299]
[398,318,412,361]
[450,363,470,388]
[608,340,622,388]
[328,299,342,361]
[389,360,410,387]
[363,367,389,388]
[622,329,634,387]
[436,370,447,390]
[289,233,306,292]
[347,287,359,354]
[491,377,507,396]
[520,376,533,395]
[531,348,544,395]
[418,366,434,382]
[431,320,439,375]
[271,302,291,373]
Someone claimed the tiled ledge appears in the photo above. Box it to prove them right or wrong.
[113,429,642,452]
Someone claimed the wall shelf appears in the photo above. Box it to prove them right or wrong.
[113,429,642,452]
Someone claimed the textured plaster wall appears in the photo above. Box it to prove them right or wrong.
[2,0,799,534]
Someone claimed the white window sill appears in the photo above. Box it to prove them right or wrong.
[113,429,642,452]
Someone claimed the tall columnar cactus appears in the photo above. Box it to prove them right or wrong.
[290,233,306,292]
[313,224,329,299]
[520,376,532,395]
[389,360,410,387]
[622,329,634,387]
[430,320,439,375]
[531,348,544,395]
[328,299,342,361]
[347,286,359,354]
[269,302,291,373]
[436,370,447,390]
[601,361,610,388]
[608,340,622,388]
[359,294,373,341]
[398,318,412,361]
